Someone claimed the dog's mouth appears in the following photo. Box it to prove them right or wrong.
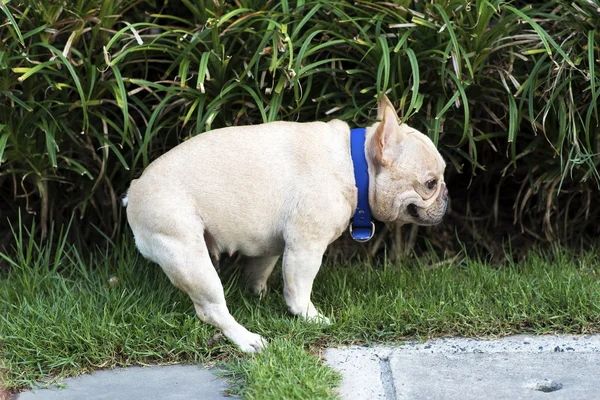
[404,196,448,226]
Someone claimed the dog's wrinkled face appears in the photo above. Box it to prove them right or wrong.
[367,96,448,226]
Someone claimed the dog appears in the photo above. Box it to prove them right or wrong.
[124,95,448,352]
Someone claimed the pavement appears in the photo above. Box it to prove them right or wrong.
[14,334,600,400]
[16,365,232,400]
[324,334,600,400]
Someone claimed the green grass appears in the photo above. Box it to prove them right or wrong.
[225,339,341,399]
[1,226,600,398]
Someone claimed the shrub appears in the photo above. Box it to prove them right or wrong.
[1,0,598,255]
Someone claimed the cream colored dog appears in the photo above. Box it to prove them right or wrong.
[124,96,447,352]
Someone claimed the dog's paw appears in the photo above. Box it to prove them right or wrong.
[300,308,331,325]
[248,282,268,297]
[231,330,268,353]
[290,301,331,326]
[306,314,331,326]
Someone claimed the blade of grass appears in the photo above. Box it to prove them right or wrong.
[377,35,390,94]
[402,47,420,122]
[587,30,597,125]
[110,65,130,139]
[0,0,24,46]
[433,4,474,80]
[1,90,33,111]
[39,119,58,169]
[508,93,518,165]
[0,129,8,165]
[446,69,470,145]
[503,5,575,67]
[35,43,89,132]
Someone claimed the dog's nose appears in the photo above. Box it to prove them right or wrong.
[407,203,419,218]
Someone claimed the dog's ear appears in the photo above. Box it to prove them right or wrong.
[376,95,400,122]
[372,96,402,166]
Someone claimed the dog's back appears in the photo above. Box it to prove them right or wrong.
[125,119,356,258]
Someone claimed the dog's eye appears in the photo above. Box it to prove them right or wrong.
[426,179,437,190]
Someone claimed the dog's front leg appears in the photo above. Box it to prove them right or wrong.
[282,245,330,325]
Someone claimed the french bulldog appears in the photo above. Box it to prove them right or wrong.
[124,95,447,352]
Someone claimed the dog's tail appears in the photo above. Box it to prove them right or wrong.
[122,179,138,207]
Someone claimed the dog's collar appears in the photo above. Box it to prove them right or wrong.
[349,128,375,242]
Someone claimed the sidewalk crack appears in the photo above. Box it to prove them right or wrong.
[379,355,397,400]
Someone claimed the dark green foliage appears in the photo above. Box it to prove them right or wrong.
[1,0,599,250]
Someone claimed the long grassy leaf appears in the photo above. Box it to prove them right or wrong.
[290,4,322,41]
[507,93,518,166]
[1,90,32,111]
[435,91,461,120]
[43,125,58,169]
[434,4,463,79]
[377,35,390,94]
[447,69,470,145]
[503,5,574,67]
[0,130,9,165]
[216,8,252,27]
[35,43,88,131]
[403,47,420,121]
[21,23,47,40]
[139,93,176,167]
[393,28,415,53]
[298,58,349,76]
[58,156,93,179]
[0,0,24,46]
[588,30,597,125]
[585,90,600,150]
[110,65,130,139]
[105,22,161,51]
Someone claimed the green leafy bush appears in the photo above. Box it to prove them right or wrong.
[0,0,598,253]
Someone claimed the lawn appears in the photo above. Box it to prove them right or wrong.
[1,225,600,398]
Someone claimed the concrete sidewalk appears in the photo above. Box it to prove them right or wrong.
[324,334,600,400]
[15,334,600,399]
[17,364,234,400]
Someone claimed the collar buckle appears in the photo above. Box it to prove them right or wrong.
[349,221,375,242]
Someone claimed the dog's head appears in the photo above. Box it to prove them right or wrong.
[366,96,448,226]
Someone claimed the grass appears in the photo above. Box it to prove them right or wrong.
[1,225,600,398]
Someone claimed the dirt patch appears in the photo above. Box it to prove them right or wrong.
[0,354,12,400]
[0,388,13,400]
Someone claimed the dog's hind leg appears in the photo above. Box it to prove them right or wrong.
[143,230,267,353]
[243,255,280,296]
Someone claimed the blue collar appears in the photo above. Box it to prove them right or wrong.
[349,128,375,242]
